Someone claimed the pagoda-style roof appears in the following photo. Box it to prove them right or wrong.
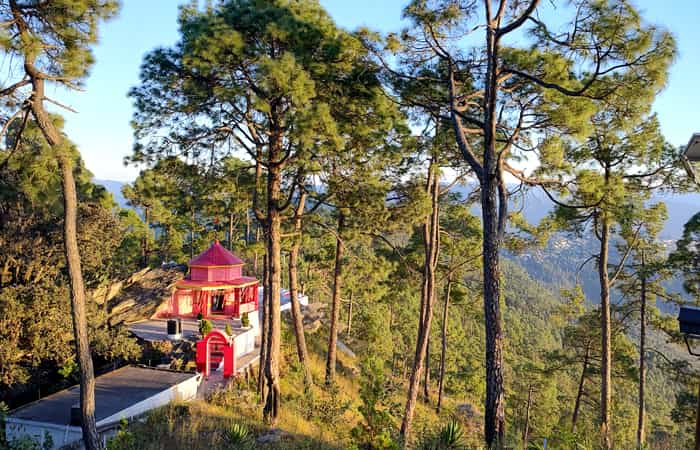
[189,240,244,267]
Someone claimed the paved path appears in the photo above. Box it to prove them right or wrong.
[196,346,260,397]
[129,317,248,342]
[197,371,229,398]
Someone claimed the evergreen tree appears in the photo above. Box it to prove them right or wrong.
[543,111,682,447]
[128,0,391,421]
[0,2,119,448]
[366,1,674,445]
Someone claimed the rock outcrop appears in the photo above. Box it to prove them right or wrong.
[91,266,186,326]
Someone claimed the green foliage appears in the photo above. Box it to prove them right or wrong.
[351,357,398,449]
[0,1,696,449]
[0,0,119,84]
[224,422,253,449]
[670,212,700,299]
[0,125,142,398]
[199,319,213,337]
[107,419,139,450]
[240,312,250,328]
[224,324,233,336]
[417,420,467,450]
[300,384,351,433]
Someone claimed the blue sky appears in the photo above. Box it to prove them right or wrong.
[57,0,700,182]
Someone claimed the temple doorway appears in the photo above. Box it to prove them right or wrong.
[211,292,225,313]
[196,329,234,378]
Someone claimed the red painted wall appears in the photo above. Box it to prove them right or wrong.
[190,266,242,281]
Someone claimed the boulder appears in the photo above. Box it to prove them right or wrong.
[256,428,285,444]
[304,319,322,334]
[303,302,326,316]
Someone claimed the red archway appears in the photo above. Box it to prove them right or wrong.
[195,329,234,378]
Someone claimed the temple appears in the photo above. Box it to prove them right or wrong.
[161,240,259,319]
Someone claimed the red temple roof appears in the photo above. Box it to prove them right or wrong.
[188,240,244,267]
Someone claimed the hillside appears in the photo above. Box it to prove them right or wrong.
[100,258,690,449]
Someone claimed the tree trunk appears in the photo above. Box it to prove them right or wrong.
[58,153,102,450]
[289,191,312,389]
[253,151,267,399]
[263,159,282,422]
[423,337,430,402]
[326,212,345,384]
[599,215,612,449]
[346,290,353,338]
[637,251,647,450]
[229,211,235,250]
[437,278,452,413]
[142,206,150,267]
[400,158,440,443]
[26,72,102,450]
[481,19,506,449]
[482,185,505,449]
[572,344,590,429]
[523,385,533,449]
[245,208,251,245]
[190,207,195,259]
[258,248,269,398]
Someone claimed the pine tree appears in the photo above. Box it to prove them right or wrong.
[127,0,390,421]
[0,2,119,448]
[366,1,674,445]
[670,213,700,449]
[542,110,683,447]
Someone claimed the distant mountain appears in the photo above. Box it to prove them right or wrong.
[95,179,129,209]
[453,184,700,240]
[98,178,697,307]
[451,184,699,306]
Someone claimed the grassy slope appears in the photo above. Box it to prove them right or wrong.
[107,321,463,450]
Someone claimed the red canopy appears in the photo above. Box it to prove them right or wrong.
[189,240,244,267]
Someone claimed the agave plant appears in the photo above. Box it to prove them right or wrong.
[418,420,467,450]
[224,422,253,449]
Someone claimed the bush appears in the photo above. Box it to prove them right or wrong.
[107,419,138,450]
[224,323,233,336]
[199,319,213,337]
[141,340,173,366]
[351,357,398,450]
[300,384,351,431]
[241,312,250,328]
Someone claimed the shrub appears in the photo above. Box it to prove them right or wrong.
[351,357,398,449]
[300,384,351,431]
[241,312,250,328]
[199,319,213,336]
[141,340,173,366]
[224,323,233,336]
[107,419,138,450]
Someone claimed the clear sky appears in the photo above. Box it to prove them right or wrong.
[57,0,700,182]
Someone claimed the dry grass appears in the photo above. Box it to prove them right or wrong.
[107,322,465,449]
